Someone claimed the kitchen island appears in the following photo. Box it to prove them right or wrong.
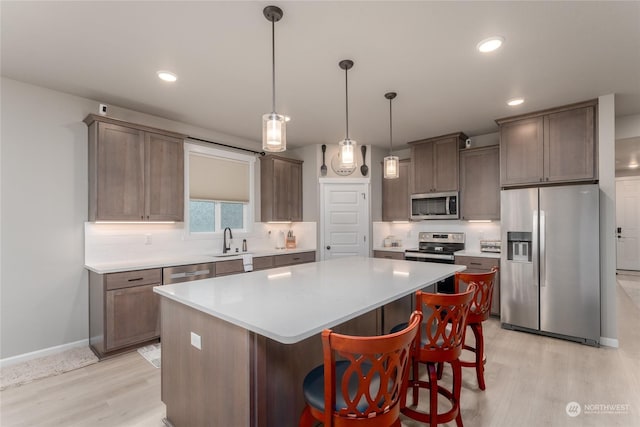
[154,256,465,427]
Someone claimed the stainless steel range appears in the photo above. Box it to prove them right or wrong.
[404,232,465,293]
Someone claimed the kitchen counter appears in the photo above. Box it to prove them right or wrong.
[84,247,316,274]
[454,250,501,259]
[155,256,463,344]
[155,257,464,426]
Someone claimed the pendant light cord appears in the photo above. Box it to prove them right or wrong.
[271,19,276,113]
[345,67,349,140]
[389,97,393,154]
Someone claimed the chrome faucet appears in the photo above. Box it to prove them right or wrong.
[223,227,233,254]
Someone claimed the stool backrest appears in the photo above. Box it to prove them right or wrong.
[321,310,422,426]
[455,267,498,322]
[415,285,476,363]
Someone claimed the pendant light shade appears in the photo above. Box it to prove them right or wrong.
[383,92,399,179]
[262,6,286,152]
[338,60,356,168]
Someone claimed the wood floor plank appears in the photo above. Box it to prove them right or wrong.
[1,278,639,426]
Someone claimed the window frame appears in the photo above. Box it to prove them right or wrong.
[184,143,255,239]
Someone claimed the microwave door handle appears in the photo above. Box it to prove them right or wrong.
[445,196,450,215]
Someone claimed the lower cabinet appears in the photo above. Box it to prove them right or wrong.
[372,251,413,333]
[373,250,405,260]
[454,255,501,317]
[89,268,162,358]
[273,251,316,267]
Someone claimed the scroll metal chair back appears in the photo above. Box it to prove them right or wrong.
[299,310,422,427]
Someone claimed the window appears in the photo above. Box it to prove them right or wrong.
[185,144,255,235]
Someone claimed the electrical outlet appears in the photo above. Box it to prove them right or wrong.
[145,234,152,245]
[190,332,201,350]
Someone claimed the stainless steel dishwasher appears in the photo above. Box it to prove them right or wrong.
[163,263,215,284]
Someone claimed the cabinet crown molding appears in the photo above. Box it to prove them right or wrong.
[83,114,187,139]
[495,99,598,125]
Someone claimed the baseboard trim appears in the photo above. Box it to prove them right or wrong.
[599,336,619,348]
[0,339,89,368]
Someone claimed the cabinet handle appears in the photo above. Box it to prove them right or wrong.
[293,257,300,261]
[470,262,482,266]
[546,177,549,181]
[127,277,144,282]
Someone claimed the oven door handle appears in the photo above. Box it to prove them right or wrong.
[404,252,455,261]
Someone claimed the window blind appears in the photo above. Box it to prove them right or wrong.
[189,154,250,202]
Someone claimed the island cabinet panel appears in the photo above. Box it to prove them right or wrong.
[454,255,501,317]
[459,146,500,220]
[372,251,414,333]
[85,114,185,222]
[409,132,466,194]
[497,100,597,187]
[381,159,410,221]
[161,298,251,427]
[261,155,303,222]
[89,268,161,358]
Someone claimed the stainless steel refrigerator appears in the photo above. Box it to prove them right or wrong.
[500,184,600,345]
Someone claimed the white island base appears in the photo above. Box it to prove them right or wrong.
[155,257,464,427]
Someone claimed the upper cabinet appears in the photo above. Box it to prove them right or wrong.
[409,132,467,194]
[382,159,410,221]
[260,155,303,222]
[85,115,185,222]
[496,100,597,187]
[459,146,500,220]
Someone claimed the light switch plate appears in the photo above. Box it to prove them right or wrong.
[190,332,201,350]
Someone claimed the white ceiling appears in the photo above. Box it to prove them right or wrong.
[2,1,640,156]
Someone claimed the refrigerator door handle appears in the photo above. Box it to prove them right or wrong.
[540,210,546,288]
[533,210,539,288]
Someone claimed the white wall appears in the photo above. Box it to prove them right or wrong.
[0,77,262,359]
[616,113,640,139]
[599,94,618,345]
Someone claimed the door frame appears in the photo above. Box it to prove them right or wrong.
[615,175,640,271]
[319,178,371,261]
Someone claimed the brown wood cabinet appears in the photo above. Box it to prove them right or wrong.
[459,146,500,220]
[496,100,597,187]
[372,250,405,260]
[260,155,303,222]
[85,114,185,221]
[382,159,410,221]
[454,255,500,317]
[273,251,316,267]
[89,268,162,358]
[409,132,467,194]
[215,251,316,276]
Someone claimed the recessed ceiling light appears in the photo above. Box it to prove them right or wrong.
[157,71,177,82]
[507,98,525,106]
[477,36,505,53]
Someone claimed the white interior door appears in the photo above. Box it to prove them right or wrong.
[321,181,369,260]
[616,177,640,271]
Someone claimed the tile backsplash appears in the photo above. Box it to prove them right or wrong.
[85,222,317,265]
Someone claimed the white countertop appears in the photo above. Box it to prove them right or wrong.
[154,257,465,344]
[85,248,316,274]
[454,250,501,259]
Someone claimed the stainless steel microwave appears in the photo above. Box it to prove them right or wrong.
[410,191,459,220]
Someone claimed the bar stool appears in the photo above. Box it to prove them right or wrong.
[401,286,476,427]
[454,267,498,391]
[299,311,422,427]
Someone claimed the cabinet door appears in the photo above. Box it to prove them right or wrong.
[273,159,302,221]
[96,123,145,220]
[382,160,410,221]
[432,137,459,192]
[460,146,500,220]
[411,142,435,194]
[105,284,160,351]
[500,117,544,186]
[145,132,184,221]
[544,106,595,183]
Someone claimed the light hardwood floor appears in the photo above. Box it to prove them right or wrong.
[2,277,639,427]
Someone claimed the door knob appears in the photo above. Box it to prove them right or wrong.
[326,246,331,250]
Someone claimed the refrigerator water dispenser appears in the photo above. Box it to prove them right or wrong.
[507,232,532,262]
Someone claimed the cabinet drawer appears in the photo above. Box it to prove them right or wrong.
[274,251,316,267]
[253,256,274,271]
[455,256,499,271]
[106,268,162,290]
[373,251,405,260]
[215,259,245,276]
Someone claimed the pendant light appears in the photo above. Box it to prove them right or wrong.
[383,92,399,179]
[262,6,286,152]
[338,59,356,168]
